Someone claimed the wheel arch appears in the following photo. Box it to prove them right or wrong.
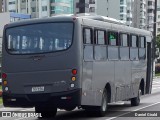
[140,79,145,95]
[105,83,111,103]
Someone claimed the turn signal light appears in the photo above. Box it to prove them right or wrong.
[72,69,77,75]
[72,77,76,81]
[2,73,7,79]
[3,80,7,85]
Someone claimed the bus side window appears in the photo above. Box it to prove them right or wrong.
[83,28,92,44]
[94,30,105,45]
[94,29,107,61]
[130,35,139,60]
[108,31,119,60]
[83,27,93,61]
[108,31,118,46]
[139,36,146,60]
[120,33,129,60]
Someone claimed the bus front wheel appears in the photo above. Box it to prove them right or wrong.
[35,106,57,118]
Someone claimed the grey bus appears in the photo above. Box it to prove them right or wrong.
[2,15,153,117]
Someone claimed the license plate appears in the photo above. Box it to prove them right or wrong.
[32,86,44,92]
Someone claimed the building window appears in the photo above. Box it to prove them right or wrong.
[32,7,36,12]
[89,7,95,12]
[120,7,124,12]
[42,6,47,11]
[120,0,124,5]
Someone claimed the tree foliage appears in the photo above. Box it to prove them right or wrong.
[156,34,160,49]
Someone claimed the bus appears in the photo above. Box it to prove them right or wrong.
[1,15,153,118]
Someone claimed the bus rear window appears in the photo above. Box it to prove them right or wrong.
[6,22,73,54]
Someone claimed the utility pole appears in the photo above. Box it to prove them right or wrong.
[153,0,157,59]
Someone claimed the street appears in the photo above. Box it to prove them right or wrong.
[0,78,160,120]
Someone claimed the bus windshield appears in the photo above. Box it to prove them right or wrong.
[5,22,73,54]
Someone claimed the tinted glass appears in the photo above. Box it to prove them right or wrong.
[95,30,105,44]
[84,28,92,44]
[140,36,145,48]
[108,32,118,46]
[6,23,73,54]
[120,34,128,46]
[131,35,138,47]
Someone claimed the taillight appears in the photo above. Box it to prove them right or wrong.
[72,69,77,75]
[2,73,7,79]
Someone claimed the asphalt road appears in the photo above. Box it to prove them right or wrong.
[0,78,160,120]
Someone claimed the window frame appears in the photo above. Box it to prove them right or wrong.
[119,32,130,47]
[94,28,107,45]
[83,27,93,44]
[130,34,139,48]
[108,31,119,46]
[139,36,146,48]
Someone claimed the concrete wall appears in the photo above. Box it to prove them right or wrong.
[96,0,108,16]
[107,0,120,20]
[0,0,2,12]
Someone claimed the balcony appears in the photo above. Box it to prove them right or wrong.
[127,13,132,18]
[140,0,146,4]
[140,15,146,19]
[148,12,154,17]
[89,4,95,8]
[148,5,155,10]
[148,0,155,2]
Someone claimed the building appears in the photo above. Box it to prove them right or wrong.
[147,0,155,32]
[75,0,155,31]
[75,0,134,26]
[5,0,74,18]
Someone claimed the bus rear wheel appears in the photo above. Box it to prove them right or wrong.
[35,106,57,118]
[84,88,108,117]
[131,89,141,106]
[96,88,108,116]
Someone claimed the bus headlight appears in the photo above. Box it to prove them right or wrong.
[3,80,7,85]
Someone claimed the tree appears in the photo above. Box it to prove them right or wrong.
[156,34,160,49]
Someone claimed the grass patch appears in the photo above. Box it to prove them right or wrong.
[0,85,2,105]
[155,73,160,76]
[0,98,2,105]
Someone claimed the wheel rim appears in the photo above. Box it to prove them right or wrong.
[137,89,141,102]
[102,94,107,111]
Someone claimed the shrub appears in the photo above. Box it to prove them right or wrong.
[155,64,160,73]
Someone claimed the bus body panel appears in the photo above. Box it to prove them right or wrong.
[80,17,151,106]
[2,17,83,108]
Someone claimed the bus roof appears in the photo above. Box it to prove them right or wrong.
[4,14,152,40]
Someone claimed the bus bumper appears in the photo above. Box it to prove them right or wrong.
[2,89,81,108]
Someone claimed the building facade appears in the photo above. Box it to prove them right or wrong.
[75,0,155,31]
[5,0,74,18]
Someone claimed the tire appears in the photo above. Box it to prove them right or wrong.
[131,89,141,106]
[35,106,57,119]
[85,88,108,117]
[96,88,108,116]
